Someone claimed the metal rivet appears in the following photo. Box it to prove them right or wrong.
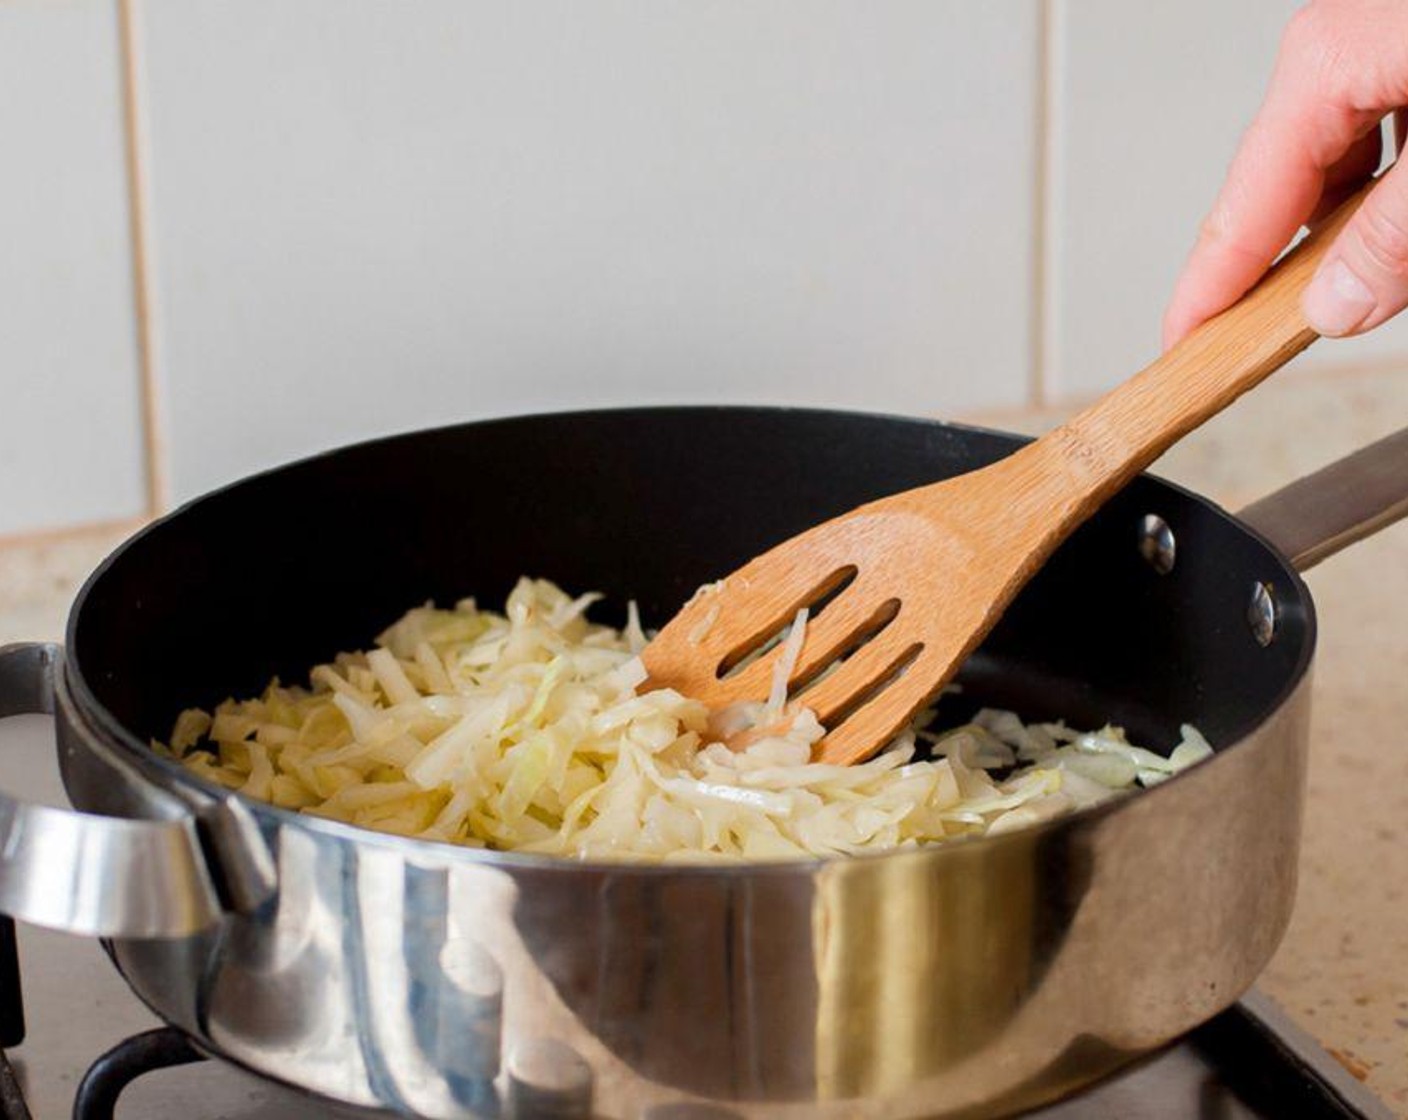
[1138,514,1176,575]
[1248,582,1277,647]
[507,1038,593,1119]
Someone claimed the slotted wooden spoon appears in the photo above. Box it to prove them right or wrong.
[642,181,1374,766]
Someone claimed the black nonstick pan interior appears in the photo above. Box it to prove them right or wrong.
[68,407,1313,760]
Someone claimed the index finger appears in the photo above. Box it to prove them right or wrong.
[1161,13,1384,348]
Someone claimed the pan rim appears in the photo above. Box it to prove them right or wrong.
[61,403,1318,877]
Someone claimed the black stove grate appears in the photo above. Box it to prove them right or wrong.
[71,1029,205,1120]
[0,916,25,1120]
[0,1053,26,1120]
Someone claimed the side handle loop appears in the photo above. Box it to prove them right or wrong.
[0,643,222,939]
[0,643,57,718]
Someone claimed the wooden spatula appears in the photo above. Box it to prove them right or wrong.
[642,181,1371,766]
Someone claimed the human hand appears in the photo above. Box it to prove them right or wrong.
[1163,1,1408,347]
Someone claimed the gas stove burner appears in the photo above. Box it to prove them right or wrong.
[1,995,1387,1120]
[0,912,1394,1120]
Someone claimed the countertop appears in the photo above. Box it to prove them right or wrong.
[2,361,1406,1116]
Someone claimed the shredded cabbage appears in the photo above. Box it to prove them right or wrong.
[155,578,1213,861]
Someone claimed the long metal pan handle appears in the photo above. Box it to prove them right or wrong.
[1238,426,1408,572]
[0,643,221,938]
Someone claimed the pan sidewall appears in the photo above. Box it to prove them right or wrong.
[60,660,1313,1119]
[54,406,1318,1117]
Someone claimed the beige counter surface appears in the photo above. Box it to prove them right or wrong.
[2,363,1407,1114]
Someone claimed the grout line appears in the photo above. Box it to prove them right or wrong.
[0,516,146,555]
[1294,350,1408,384]
[956,350,1408,429]
[1027,0,1053,410]
[116,0,168,517]
[1038,0,1067,409]
[951,397,1074,430]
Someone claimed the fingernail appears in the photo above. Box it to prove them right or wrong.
[1302,258,1376,336]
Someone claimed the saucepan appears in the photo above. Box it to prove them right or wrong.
[1,407,1406,1119]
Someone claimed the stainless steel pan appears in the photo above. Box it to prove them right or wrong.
[1,408,1405,1119]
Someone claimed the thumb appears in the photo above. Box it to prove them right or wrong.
[1303,160,1408,337]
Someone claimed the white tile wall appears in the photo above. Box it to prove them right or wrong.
[137,0,1040,499]
[0,0,147,536]
[3,1,1405,531]
[1046,0,1408,400]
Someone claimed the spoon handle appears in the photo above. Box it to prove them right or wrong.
[1015,176,1376,523]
